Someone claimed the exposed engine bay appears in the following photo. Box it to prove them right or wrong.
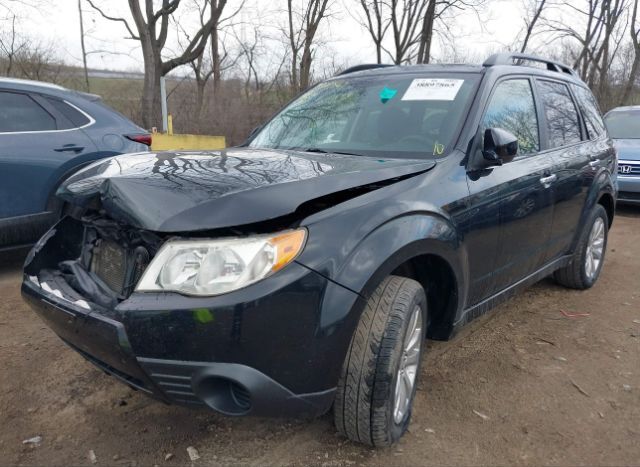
[24,214,164,311]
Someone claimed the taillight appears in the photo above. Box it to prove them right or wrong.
[125,133,152,147]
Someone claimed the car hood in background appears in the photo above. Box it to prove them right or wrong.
[57,148,435,232]
[613,139,640,161]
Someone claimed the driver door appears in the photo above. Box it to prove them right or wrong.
[466,78,556,300]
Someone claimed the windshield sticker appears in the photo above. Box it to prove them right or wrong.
[379,86,398,104]
[402,79,464,101]
[433,141,445,156]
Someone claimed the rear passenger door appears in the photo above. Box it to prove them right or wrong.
[535,80,605,262]
[466,77,556,300]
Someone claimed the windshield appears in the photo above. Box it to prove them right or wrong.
[249,73,480,158]
[605,110,640,139]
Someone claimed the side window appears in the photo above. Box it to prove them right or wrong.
[572,85,606,139]
[44,97,91,128]
[0,91,56,132]
[537,80,582,147]
[482,79,540,155]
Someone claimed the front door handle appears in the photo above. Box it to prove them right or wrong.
[54,145,84,154]
[539,174,557,187]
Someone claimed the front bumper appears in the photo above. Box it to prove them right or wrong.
[618,175,640,205]
[22,256,360,418]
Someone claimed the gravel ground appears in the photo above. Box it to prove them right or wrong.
[1,207,639,466]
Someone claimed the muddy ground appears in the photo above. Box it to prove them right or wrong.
[1,207,639,466]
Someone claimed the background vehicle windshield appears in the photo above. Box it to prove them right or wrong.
[250,73,479,158]
[605,109,640,139]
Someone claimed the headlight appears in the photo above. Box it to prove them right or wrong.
[136,229,306,296]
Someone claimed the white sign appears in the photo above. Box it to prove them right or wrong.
[402,79,464,101]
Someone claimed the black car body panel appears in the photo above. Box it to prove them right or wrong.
[57,149,435,232]
[22,59,617,419]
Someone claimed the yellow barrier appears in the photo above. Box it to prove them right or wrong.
[151,133,226,151]
[151,115,226,151]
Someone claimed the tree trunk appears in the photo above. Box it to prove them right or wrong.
[300,44,313,90]
[140,40,162,129]
[619,53,640,105]
[211,26,221,95]
[287,0,299,90]
[417,0,435,64]
[78,0,90,91]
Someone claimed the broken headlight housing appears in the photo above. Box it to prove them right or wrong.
[135,229,306,296]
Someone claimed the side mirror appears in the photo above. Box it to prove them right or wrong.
[482,128,518,166]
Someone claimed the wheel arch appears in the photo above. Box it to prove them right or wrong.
[318,213,468,342]
[597,191,615,228]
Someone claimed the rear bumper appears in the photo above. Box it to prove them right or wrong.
[21,271,344,418]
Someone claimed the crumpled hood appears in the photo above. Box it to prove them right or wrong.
[58,148,435,232]
[613,139,640,161]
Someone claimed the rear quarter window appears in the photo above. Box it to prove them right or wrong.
[44,97,91,128]
[572,85,606,139]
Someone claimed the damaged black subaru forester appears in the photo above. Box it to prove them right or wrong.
[22,53,617,446]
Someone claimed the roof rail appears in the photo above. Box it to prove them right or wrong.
[483,53,577,76]
[337,64,394,76]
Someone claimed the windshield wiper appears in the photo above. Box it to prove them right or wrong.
[290,147,366,157]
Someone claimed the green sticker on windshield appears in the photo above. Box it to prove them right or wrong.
[379,87,398,104]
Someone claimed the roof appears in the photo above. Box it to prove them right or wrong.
[606,105,640,113]
[335,53,585,85]
[333,63,484,80]
[0,76,67,91]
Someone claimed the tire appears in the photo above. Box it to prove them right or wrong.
[554,204,608,289]
[334,275,427,446]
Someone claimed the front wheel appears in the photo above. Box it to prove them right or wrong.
[333,275,427,446]
[554,204,608,289]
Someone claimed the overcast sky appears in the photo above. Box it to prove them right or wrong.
[10,0,529,75]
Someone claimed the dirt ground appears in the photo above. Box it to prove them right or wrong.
[0,208,639,467]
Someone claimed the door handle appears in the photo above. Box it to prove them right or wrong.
[589,160,600,168]
[54,145,84,154]
[539,174,557,186]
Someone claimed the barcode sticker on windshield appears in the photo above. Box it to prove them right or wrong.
[402,79,464,101]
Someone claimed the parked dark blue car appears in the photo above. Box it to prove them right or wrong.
[0,77,150,249]
[604,106,640,205]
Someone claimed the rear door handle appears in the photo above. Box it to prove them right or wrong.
[54,145,84,154]
[589,160,600,168]
[539,174,557,186]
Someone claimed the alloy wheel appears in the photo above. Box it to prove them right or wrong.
[585,217,605,280]
[393,305,422,424]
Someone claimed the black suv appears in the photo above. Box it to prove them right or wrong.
[22,53,616,446]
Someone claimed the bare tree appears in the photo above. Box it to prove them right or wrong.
[78,0,90,91]
[416,0,436,63]
[356,0,484,65]
[619,0,639,105]
[0,14,23,74]
[387,0,429,64]
[207,0,245,94]
[285,0,332,91]
[543,0,629,105]
[355,0,389,64]
[520,0,547,53]
[87,0,218,129]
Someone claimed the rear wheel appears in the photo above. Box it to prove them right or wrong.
[554,204,608,289]
[334,275,427,446]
